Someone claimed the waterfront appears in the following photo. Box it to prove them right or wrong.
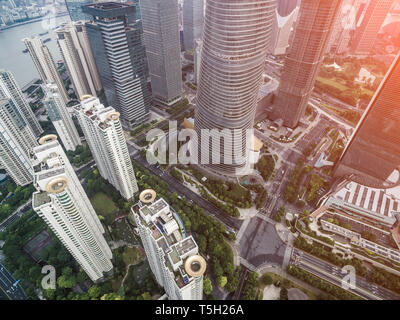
[0,15,71,87]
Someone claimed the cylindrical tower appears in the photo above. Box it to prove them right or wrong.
[194,0,275,176]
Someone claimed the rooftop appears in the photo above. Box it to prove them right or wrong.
[331,181,400,222]
[33,191,51,208]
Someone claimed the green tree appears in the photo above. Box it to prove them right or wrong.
[217,276,227,288]
[88,285,101,299]
[203,277,213,295]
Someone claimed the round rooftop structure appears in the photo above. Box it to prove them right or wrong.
[139,189,156,204]
[106,111,120,121]
[39,134,58,145]
[46,177,68,194]
[80,94,93,101]
[184,255,206,278]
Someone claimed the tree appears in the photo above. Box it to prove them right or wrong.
[57,275,77,289]
[100,293,124,300]
[203,277,213,295]
[280,287,288,300]
[217,276,227,288]
[88,285,101,299]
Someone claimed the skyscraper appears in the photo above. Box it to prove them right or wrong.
[140,0,183,106]
[23,37,70,103]
[183,0,204,51]
[0,70,43,137]
[0,98,37,186]
[56,21,103,99]
[334,52,400,188]
[43,83,81,152]
[194,0,275,176]
[277,0,298,17]
[351,0,394,55]
[270,0,342,128]
[65,0,93,21]
[31,136,113,282]
[83,2,151,129]
[75,96,138,201]
[269,5,299,56]
[133,190,205,300]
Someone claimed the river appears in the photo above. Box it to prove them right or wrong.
[0,15,71,87]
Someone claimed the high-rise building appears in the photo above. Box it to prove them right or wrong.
[56,21,103,99]
[133,190,206,300]
[0,70,43,137]
[334,52,400,188]
[183,0,204,52]
[75,96,138,201]
[31,136,113,282]
[23,37,70,103]
[83,2,151,129]
[43,83,81,152]
[194,39,203,85]
[194,0,275,176]
[270,0,342,128]
[140,0,183,106]
[65,0,92,21]
[351,0,394,55]
[0,98,37,186]
[277,0,298,17]
[269,5,299,56]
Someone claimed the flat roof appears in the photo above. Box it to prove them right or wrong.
[33,191,51,208]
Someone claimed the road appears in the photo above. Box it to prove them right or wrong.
[0,263,26,300]
[128,147,243,231]
[233,266,249,300]
[0,200,32,232]
[291,248,400,300]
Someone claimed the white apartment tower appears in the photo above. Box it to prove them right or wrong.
[0,98,37,186]
[23,37,70,103]
[75,96,138,201]
[133,190,205,300]
[0,70,43,137]
[43,83,81,152]
[56,21,102,99]
[31,136,113,282]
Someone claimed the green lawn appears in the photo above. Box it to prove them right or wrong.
[316,76,348,92]
[90,192,118,217]
[122,246,145,266]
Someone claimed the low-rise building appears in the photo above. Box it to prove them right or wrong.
[313,180,400,262]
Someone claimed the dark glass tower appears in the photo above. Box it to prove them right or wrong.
[83,2,151,129]
[334,53,400,188]
[270,0,342,128]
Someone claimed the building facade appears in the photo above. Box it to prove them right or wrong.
[133,192,205,300]
[43,83,81,152]
[56,21,102,99]
[31,137,113,282]
[23,37,70,103]
[194,0,275,176]
[0,98,37,186]
[194,39,203,85]
[351,0,394,55]
[270,0,342,128]
[183,0,204,52]
[65,0,93,21]
[334,52,400,187]
[83,2,151,129]
[0,70,43,137]
[75,96,138,201]
[140,0,183,106]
